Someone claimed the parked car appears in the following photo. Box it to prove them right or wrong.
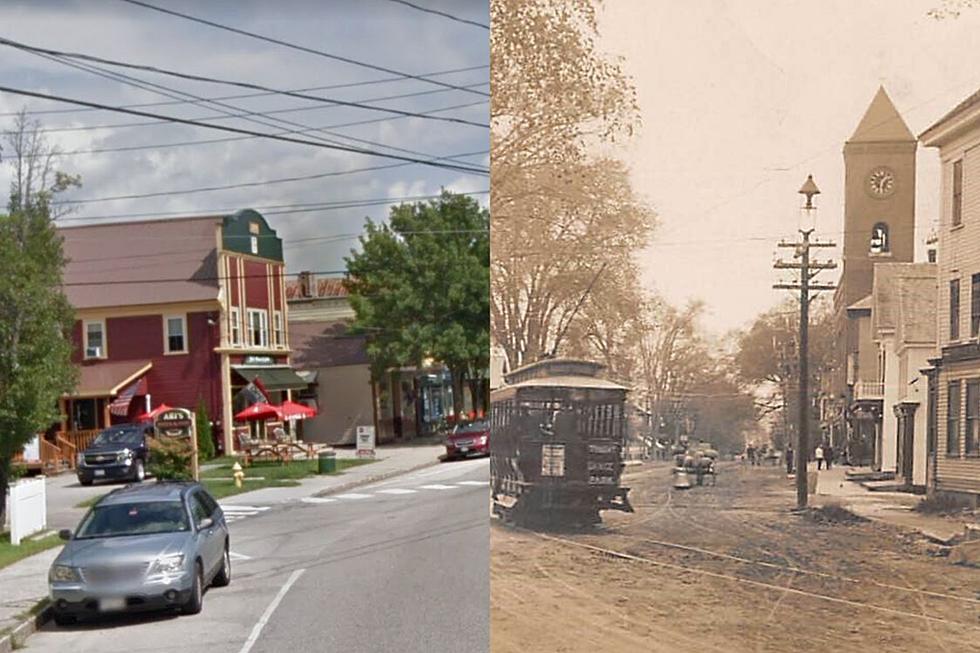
[49,481,230,625]
[76,424,150,486]
[444,419,490,460]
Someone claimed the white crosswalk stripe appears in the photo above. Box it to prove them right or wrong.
[375,488,418,495]
[456,481,487,486]
[334,493,372,500]
[419,484,458,490]
[301,497,338,504]
[221,504,270,523]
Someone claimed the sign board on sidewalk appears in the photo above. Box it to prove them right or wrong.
[356,425,376,459]
[153,407,199,481]
[8,477,46,545]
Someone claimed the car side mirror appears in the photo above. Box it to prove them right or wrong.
[198,517,213,531]
[58,529,72,541]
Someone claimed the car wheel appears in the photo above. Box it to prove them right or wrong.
[52,612,76,627]
[212,545,231,587]
[181,562,204,615]
[133,459,145,483]
[79,478,92,487]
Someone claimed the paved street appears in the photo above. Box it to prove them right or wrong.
[23,457,489,653]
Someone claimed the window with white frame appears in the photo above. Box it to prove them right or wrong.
[164,315,187,354]
[273,311,284,348]
[229,307,242,347]
[83,320,106,359]
[247,309,269,348]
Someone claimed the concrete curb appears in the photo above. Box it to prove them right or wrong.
[0,601,51,653]
[312,458,443,498]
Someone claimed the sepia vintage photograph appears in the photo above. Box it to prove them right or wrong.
[490,1,980,651]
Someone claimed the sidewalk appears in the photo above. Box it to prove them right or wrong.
[0,442,444,640]
[811,464,976,543]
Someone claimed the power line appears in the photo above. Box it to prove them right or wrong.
[117,0,489,97]
[0,84,489,175]
[0,37,489,128]
[28,48,481,169]
[382,0,490,30]
[0,64,488,118]
[51,155,488,206]
[16,100,487,158]
[55,189,489,220]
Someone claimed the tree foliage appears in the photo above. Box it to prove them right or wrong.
[490,0,655,367]
[345,191,489,414]
[195,397,215,461]
[0,111,79,524]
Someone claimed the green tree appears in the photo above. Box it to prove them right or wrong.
[345,191,490,416]
[0,111,79,525]
[195,397,215,461]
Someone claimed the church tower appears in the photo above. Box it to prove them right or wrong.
[839,86,917,307]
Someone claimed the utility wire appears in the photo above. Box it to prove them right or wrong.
[0,84,489,175]
[0,37,489,128]
[28,48,481,169]
[383,0,489,29]
[24,101,487,158]
[0,64,488,118]
[117,0,489,97]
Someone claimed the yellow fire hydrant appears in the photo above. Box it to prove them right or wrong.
[232,462,245,488]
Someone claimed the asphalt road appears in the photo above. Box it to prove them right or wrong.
[24,457,489,653]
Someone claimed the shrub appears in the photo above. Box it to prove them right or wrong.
[147,437,193,481]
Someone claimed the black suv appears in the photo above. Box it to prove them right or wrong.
[77,424,151,486]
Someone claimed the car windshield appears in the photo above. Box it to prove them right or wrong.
[91,429,143,447]
[454,421,489,434]
[75,501,190,539]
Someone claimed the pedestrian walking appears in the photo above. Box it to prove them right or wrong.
[815,444,825,470]
[825,443,834,470]
[785,444,794,475]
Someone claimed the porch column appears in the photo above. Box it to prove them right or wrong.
[221,352,234,454]
[59,398,67,433]
[102,398,111,429]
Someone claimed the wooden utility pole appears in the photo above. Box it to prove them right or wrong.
[773,176,836,509]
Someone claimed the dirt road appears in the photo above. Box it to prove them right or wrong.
[491,462,980,653]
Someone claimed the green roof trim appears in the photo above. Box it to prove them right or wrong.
[222,209,283,261]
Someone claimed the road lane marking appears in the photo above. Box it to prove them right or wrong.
[221,505,271,512]
[419,484,458,490]
[229,552,252,561]
[239,568,306,653]
[375,488,417,495]
[334,493,372,499]
[456,481,488,486]
[301,497,338,503]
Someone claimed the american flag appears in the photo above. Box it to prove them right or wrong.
[110,377,147,417]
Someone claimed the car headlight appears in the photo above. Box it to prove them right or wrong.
[116,448,133,463]
[49,565,81,583]
[478,436,488,445]
[76,453,85,467]
[148,553,185,577]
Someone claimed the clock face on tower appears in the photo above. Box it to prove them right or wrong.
[867,167,896,198]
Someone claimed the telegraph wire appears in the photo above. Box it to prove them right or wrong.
[0,37,489,128]
[0,85,489,175]
[0,64,489,118]
[382,0,490,30]
[117,0,489,97]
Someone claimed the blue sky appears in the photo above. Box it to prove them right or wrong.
[0,0,489,276]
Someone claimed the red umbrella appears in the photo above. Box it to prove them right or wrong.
[278,400,317,420]
[135,403,174,423]
[235,402,283,422]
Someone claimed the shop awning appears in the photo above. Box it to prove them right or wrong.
[232,365,308,391]
[70,360,153,399]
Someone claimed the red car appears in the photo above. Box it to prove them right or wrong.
[445,420,490,460]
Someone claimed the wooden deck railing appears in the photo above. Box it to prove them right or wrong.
[57,429,101,452]
[56,435,78,469]
[39,438,62,468]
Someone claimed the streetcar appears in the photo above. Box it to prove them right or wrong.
[490,357,633,528]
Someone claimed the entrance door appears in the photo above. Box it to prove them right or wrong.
[900,407,916,487]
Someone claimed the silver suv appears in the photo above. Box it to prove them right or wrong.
[49,481,230,625]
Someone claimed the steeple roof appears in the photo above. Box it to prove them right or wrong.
[848,86,915,143]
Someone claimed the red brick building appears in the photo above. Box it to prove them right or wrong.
[55,209,305,454]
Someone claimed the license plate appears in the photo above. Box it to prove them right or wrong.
[98,597,126,612]
[459,447,469,452]
[94,469,105,477]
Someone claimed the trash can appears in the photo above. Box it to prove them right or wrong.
[317,450,337,474]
